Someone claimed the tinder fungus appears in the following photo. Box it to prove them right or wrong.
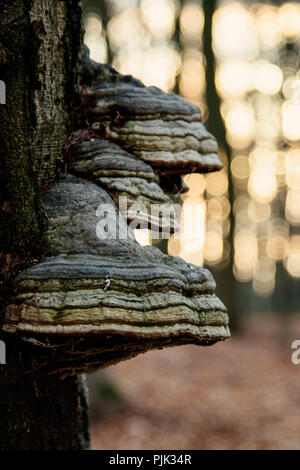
[3,249,228,375]
[42,173,134,255]
[68,138,179,232]
[75,47,222,176]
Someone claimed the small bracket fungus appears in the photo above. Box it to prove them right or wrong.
[68,138,179,232]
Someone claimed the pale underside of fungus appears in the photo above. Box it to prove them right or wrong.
[1,47,230,376]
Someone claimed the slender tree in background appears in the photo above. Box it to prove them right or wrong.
[202,0,238,327]
[0,0,89,450]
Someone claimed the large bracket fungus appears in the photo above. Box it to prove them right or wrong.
[1,47,230,376]
[3,248,228,376]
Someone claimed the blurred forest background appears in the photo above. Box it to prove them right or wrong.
[80,0,300,449]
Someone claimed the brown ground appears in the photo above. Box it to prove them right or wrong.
[90,315,300,450]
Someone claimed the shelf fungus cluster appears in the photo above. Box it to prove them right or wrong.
[1,48,230,376]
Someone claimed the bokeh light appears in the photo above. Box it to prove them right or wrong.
[253,60,283,95]
[213,2,258,59]
[248,147,277,203]
[134,229,152,246]
[179,50,205,102]
[282,103,300,141]
[140,0,176,39]
[223,101,255,148]
[216,60,253,98]
[180,2,204,42]
[84,15,107,63]
[278,2,300,40]
[255,5,282,49]
[285,235,300,278]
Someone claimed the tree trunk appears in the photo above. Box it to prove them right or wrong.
[203,0,239,329]
[0,0,89,450]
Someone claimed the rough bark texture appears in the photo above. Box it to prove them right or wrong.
[0,363,89,450]
[0,0,88,450]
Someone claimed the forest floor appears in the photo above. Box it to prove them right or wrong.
[90,315,300,450]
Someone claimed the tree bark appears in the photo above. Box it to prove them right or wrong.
[0,0,89,450]
[0,364,89,450]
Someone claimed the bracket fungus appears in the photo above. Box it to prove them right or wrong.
[1,47,230,376]
[68,138,179,232]
[42,173,135,255]
[3,249,228,376]
[75,47,222,176]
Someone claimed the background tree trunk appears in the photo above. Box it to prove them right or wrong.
[0,0,89,450]
[203,0,239,329]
